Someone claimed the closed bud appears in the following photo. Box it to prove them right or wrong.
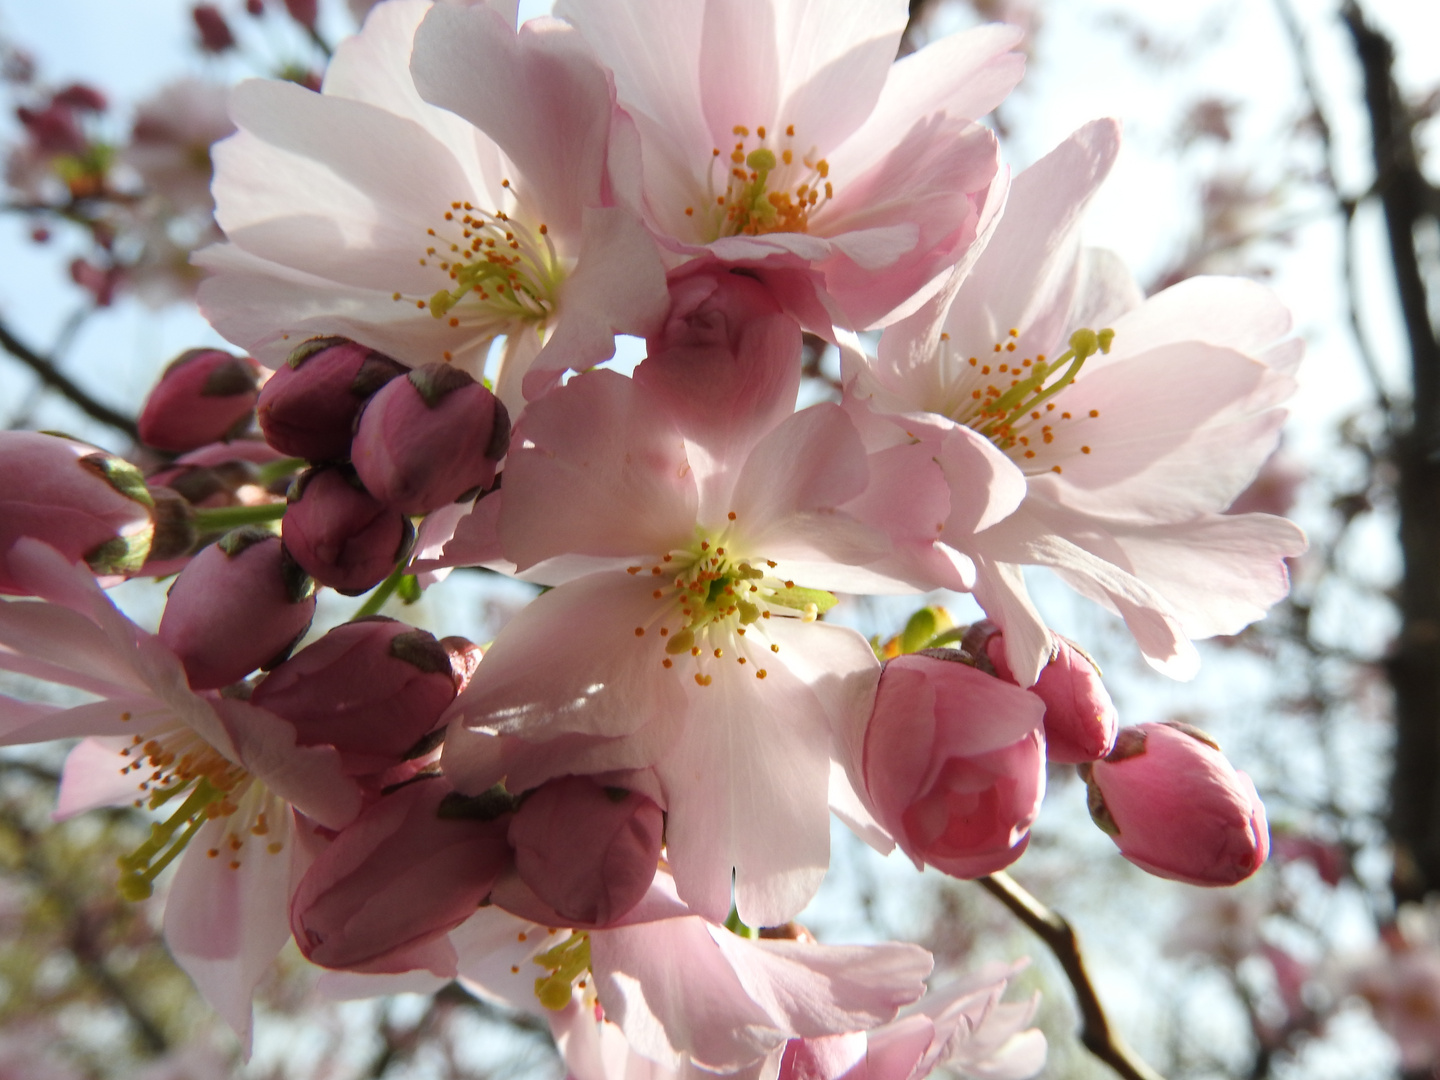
[440,635,483,692]
[291,777,513,974]
[282,466,412,594]
[252,617,457,775]
[158,527,315,689]
[976,622,1118,764]
[1081,722,1269,886]
[256,338,406,462]
[352,363,508,515]
[283,0,318,27]
[137,348,260,452]
[146,438,288,509]
[0,431,154,592]
[191,4,235,52]
[498,776,662,927]
[862,651,1046,879]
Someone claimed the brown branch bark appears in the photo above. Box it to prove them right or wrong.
[979,872,1166,1080]
[0,317,138,441]
[1340,1,1440,904]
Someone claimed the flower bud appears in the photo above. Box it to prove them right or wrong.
[256,337,407,462]
[146,438,288,509]
[137,348,260,452]
[441,635,483,692]
[0,431,154,592]
[634,266,801,445]
[281,466,412,594]
[499,776,662,927]
[290,777,513,974]
[862,651,1046,879]
[158,526,315,689]
[192,4,236,52]
[352,363,509,515]
[1081,722,1269,886]
[251,617,458,774]
[975,622,1118,764]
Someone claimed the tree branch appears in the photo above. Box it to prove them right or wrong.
[979,871,1166,1080]
[1339,0,1440,904]
[1270,0,1395,422]
[0,316,138,441]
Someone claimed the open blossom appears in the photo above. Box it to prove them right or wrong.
[0,539,361,1045]
[543,0,1022,332]
[198,0,668,414]
[844,119,1307,683]
[317,870,933,1077]
[773,963,1046,1080]
[441,359,888,926]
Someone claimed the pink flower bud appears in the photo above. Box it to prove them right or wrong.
[441,635,483,692]
[256,337,407,462]
[146,438,287,510]
[1081,722,1270,886]
[499,776,662,927]
[862,652,1046,879]
[634,266,802,444]
[281,466,412,594]
[977,623,1118,764]
[290,777,513,974]
[352,364,509,515]
[158,527,315,689]
[191,5,236,52]
[283,0,318,28]
[17,103,85,154]
[52,84,107,113]
[251,617,458,774]
[137,348,260,452]
[0,431,154,592]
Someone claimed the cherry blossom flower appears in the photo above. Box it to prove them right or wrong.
[845,119,1307,684]
[544,0,1023,333]
[0,539,361,1047]
[321,870,934,1078]
[197,0,668,414]
[441,342,903,925]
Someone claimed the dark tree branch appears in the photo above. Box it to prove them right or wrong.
[1340,1,1440,904]
[978,871,1166,1080]
[0,317,138,441]
[1271,0,1395,421]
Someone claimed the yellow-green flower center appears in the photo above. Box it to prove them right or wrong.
[391,186,565,358]
[627,520,836,687]
[935,326,1114,475]
[113,723,283,900]
[688,124,834,241]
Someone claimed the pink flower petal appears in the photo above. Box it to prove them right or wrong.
[163,815,298,1050]
[500,371,699,571]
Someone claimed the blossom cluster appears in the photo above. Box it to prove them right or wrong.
[0,0,1307,1074]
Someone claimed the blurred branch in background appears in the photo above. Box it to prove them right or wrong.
[0,315,137,439]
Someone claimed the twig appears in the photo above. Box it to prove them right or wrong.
[0,317,138,441]
[978,871,1166,1080]
[1269,0,1396,423]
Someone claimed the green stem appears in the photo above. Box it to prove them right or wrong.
[192,502,287,533]
[351,564,405,620]
[253,456,307,487]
